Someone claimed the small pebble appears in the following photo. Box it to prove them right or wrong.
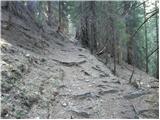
[147,84,150,88]
[61,102,67,107]
[25,54,30,57]
[34,92,39,95]
[140,82,143,85]
[85,80,89,82]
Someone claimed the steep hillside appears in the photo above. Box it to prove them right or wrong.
[1,5,159,119]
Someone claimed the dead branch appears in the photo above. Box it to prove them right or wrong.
[147,47,159,59]
[96,45,107,56]
[146,9,157,15]
[129,65,134,83]
[132,1,145,9]
[132,10,158,38]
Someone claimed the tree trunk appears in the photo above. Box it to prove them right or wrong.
[123,2,133,65]
[143,2,148,73]
[80,2,89,48]
[155,1,159,79]
[47,1,52,26]
[6,2,12,30]
[113,31,116,75]
[108,1,116,75]
[58,1,62,32]
[110,17,116,75]
[80,2,84,46]
[89,1,97,54]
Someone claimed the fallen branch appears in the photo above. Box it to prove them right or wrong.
[96,45,107,56]
[129,65,134,84]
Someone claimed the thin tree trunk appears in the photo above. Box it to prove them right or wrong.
[143,2,148,73]
[123,2,133,65]
[7,2,12,30]
[61,2,65,32]
[58,1,62,32]
[47,1,52,26]
[155,1,159,79]
[129,65,135,83]
[80,2,83,44]
[110,16,116,75]
[108,1,116,75]
[90,1,97,54]
[113,29,116,75]
[80,2,89,48]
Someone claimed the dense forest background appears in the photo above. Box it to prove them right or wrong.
[3,1,158,78]
[63,0,159,79]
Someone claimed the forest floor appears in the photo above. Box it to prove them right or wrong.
[1,10,159,119]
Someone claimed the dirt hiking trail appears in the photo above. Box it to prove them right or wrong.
[1,9,159,119]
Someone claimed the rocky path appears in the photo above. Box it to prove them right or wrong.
[1,29,159,119]
[17,39,158,118]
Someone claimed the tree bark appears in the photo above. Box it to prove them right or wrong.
[155,1,159,79]
[58,1,62,32]
[89,1,97,54]
[111,18,116,75]
[108,1,116,75]
[80,2,89,48]
[123,2,133,65]
[47,1,52,26]
[143,2,148,73]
